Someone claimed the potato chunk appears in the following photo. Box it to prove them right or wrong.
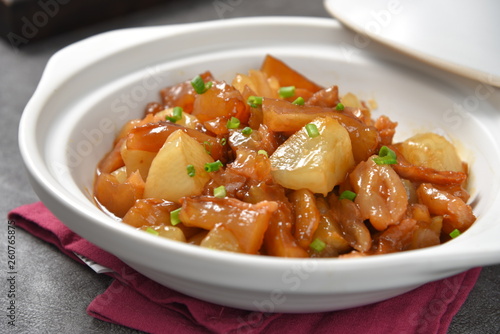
[144,130,214,202]
[232,69,280,98]
[121,142,157,179]
[140,225,187,242]
[262,98,379,162]
[200,225,243,253]
[398,133,463,172]
[269,117,355,195]
[154,108,200,129]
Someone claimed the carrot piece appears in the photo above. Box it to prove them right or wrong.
[125,122,227,163]
[179,196,278,254]
[94,171,145,218]
[288,189,321,249]
[260,55,323,93]
[263,203,309,258]
[97,137,125,175]
[192,81,249,123]
[416,183,476,234]
[122,198,178,228]
[161,71,214,113]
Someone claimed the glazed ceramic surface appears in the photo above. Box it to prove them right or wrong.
[324,0,500,86]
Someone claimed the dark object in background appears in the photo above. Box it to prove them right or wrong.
[0,0,166,47]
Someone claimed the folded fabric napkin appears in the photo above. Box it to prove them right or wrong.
[8,202,481,334]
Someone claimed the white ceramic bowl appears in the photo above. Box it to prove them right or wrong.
[19,17,500,313]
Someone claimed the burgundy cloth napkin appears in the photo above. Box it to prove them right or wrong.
[9,202,481,334]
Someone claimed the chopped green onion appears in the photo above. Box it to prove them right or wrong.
[170,208,181,226]
[449,229,461,239]
[279,86,296,98]
[309,238,326,252]
[379,146,395,157]
[226,117,241,129]
[257,149,268,157]
[292,97,305,105]
[219,137,227,146]
[373,146,398,165]
[241,127,253,136]
[186,164,196,177]
[204,160,223,172]
[191,75,205,93]
[339,190,357,201]
[247,96,263,108]
[305,123,320,138]
[172,106,183,119]
[191,75,212,94]
[214,185,227,198]
[166,106,183,123]
[145,227,159,236]
[335,103,345,111]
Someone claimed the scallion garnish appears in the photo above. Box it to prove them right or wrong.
[292,97,305,105]
[257,149,268,157]
[247,96,263,108]
[214,185,227,198]
[220,137,227,146]
[373,146,398,165]
[305,123,320,138]
[170,208,181,226]
[173,106,183,117]
[186,164,196,177]
[166,106,183,123]
[145,227,159,236]
[339,190,357,201]
[204,160,223,172]
[335,103,345,111]
[191,75,212,94]
[309,238,326,252]
[226,117,241,129]
[241,127,253,136]
[449,229,461,239]
[279,86,296,98]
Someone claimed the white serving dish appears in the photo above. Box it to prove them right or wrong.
[18,17,500,313]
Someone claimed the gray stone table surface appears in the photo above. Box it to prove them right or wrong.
[0,0,499,333]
